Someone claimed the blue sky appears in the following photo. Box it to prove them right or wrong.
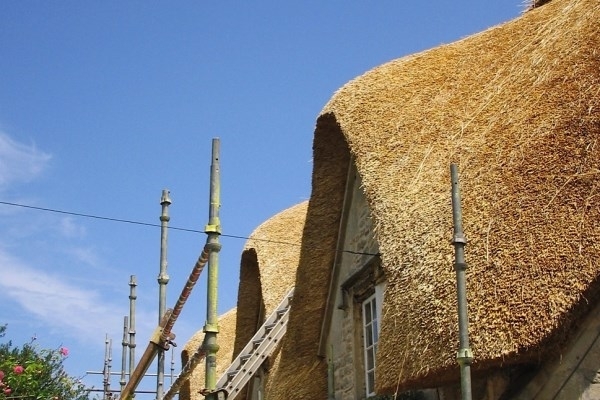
[0,2,523,398]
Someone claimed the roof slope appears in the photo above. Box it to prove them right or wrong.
[241,201,307,315]
[272,0,600,395]
[234,202,308,398]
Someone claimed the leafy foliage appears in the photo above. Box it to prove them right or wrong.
[0,325,92,400]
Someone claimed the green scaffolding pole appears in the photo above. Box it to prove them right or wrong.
[204,138,222,399]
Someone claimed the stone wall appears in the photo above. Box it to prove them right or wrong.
[514,300,600,400]
[327,165,379,399]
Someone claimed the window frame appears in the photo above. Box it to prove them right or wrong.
[339,256,385,398]
[362,293,379,397]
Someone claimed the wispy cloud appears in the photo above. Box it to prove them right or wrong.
[0,131,51,190]
[0,130,161,368]
[63,246,100,268]
[0,248,125,342]
[59,216,87,238]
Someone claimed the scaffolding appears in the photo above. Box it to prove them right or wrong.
[89,138,224,400]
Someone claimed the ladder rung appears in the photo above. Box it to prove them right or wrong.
[215,287,294,395]
[276,307,288,317]
[240,354,252,363]
[265,323,277,331]
[227,370,238,380]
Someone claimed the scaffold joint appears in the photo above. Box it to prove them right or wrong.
[203,322,219,333]
[452,234,467,245]
[204,223,222,234]
[456,347,474,366]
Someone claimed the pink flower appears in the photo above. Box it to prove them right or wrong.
[4,388,11,395]
[0,370,4,380]
[13,365,24,374]
[59,347,69,357]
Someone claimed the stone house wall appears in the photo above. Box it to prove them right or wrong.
[326,165,379,400]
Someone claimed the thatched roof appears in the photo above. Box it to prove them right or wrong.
[182,203,307,400]
[234,201,308,352]
[269,0,600,396]
[233,202,307,398]
[180,308,237,400]
[240,202,307,315]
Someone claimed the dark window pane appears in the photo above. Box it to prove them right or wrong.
[364,301,372,322]
[367,371,375,394]
[373,320,379,343]
[366,324,373,346]
[367,347,374,370]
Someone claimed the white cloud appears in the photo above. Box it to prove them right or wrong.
[0,248,125,342]
[0,131,51,189]
[59,216,87,238]
[64,246,100,268]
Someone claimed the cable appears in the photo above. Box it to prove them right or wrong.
[0,200,380,257]
[0,200,177,229]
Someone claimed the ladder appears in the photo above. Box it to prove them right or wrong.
[216,287,294,399]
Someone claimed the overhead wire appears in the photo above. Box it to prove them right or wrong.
[0,200,380,257]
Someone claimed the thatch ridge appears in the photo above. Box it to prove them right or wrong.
[242,201,308,315]
[235,202,308,398]
[272,0,600,395]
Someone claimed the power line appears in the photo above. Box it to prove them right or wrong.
[0,200,380,257]
[0,200,239,236]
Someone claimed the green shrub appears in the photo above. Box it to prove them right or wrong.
[0,325,93,400]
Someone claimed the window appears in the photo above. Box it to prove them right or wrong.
[338,257,385,398]
[362,293,379,397]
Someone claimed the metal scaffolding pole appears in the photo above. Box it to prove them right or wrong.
[120,139,220,400]
[170,348,175,385]
[157,189,171,400]
[120,241,212,400]
[120,316,129,392]
[103,336,113,400]
[162,337,207,400]
[204,138,222,400]
[450,163,473,400]
[128,275,137,380]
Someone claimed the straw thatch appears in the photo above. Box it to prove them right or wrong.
[180,203,307,400]
[241,202,308,316]
[268,0,600,396]
[266,119,350,399]
[234,202,308,398]
[180,308,237,400]
[232,249,263,367]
